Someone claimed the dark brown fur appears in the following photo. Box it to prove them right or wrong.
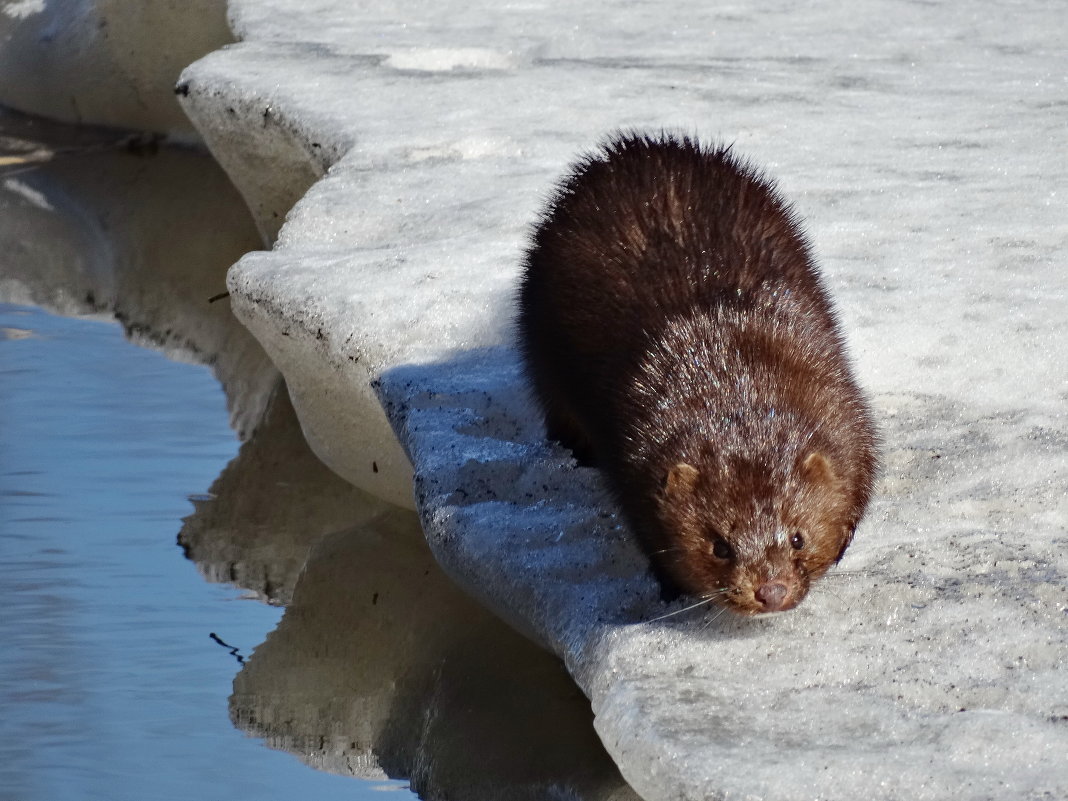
[517,133,879,614]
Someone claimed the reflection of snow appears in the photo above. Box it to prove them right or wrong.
[1,0,44,20]
[0,325,35,340]
[3,177,53,211]
[177,1,1068,798]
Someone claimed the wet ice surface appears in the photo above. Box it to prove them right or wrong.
[175,0,1068,798]
[0,305,411,799]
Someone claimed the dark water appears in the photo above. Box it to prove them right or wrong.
[0,303,409,800]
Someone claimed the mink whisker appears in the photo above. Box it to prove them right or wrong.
[645,592,727,623]
[647,546,686,556]
[700,603,734,631]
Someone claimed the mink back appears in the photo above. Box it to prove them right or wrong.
[518,133,843,456]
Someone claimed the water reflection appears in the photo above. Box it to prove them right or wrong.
[0,107,637,800]
[0,302,384,800]
[179,387,396,606]
[0,106,277,438]
[179,357,637,799]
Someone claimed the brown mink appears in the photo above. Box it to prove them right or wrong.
[517,132,879,614]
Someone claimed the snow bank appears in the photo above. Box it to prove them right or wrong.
[175,1,1067,798]
[0,0,232,137]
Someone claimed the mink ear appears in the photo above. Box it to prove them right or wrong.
[664,462,700,497]
[801,452,839,488]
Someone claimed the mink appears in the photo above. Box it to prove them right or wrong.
[517,132,879,613]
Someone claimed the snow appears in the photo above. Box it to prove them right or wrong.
[0,0,232,136]
[174,0,1068,797]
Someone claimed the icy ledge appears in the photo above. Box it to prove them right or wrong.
[179,2,1068,799]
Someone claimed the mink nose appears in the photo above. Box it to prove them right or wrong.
[755,582,789,611]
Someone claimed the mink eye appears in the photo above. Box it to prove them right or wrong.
[790,532,805,550]
[711,538,734,560]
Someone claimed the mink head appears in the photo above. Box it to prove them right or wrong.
[653,450,855,614]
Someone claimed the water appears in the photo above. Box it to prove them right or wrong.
[0,304,410,800]
[0,108,633,801]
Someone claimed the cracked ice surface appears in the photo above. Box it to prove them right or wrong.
[178,1,1068,798]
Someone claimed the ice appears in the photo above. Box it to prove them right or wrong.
[0,0,232,136]
[26,0,1068,797]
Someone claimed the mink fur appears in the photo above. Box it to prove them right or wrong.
[517,132,879,614]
